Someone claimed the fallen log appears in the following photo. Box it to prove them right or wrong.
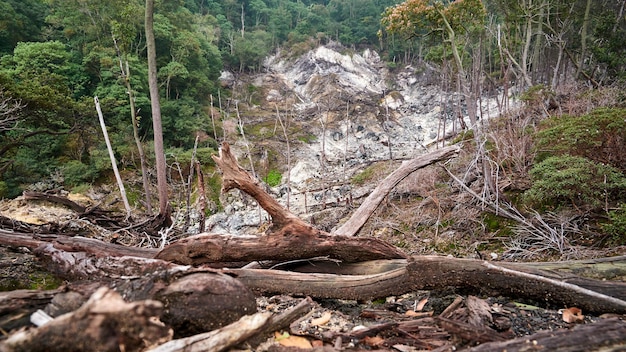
[155,231,407,266]
[32,243,257,337]
[225,256,626,314]
[464,318,626,352]
[0,287,172,352]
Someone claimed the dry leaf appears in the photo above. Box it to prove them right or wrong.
[311,340,324,347]
[364,335,385,346]
[415,297,429,311]
[562,307,584,323]
[311,311,332,326]
[275,332,313,348]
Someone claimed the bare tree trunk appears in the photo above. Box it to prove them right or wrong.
[576,0,592,79]
[94,97,132,218]
[195,161,207,233]
[275,104,290,209]
[145,0,171,226]
[113,37,153,215]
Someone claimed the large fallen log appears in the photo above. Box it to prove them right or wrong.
[28,241,625,315]
[1,287,172,352]
[224,256,626,314]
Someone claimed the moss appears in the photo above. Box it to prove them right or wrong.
[351,163,388,186]
[482,212,514,237]
[264,169,282,187]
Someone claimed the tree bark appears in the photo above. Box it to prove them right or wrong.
[1,287,172,352]
[155,232,407,266]
[145,0,171,225]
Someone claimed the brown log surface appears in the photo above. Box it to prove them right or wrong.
[464,318,626,352]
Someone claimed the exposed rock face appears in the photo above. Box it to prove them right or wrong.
[206,43,506,235]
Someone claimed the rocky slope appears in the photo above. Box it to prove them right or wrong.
[210,42,505,237]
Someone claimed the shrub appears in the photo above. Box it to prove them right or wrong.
[523,155,626,211]
[61,160,98,188]
[535,108,626,172]
[602,204,626,244]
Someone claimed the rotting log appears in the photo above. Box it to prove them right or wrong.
[464,318,626,352]
[0,287,172,352]
[32,243,258,338]
[2,231,626,317]
[155,231,407,266]
[225,256,626,314]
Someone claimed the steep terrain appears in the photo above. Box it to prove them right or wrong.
[210,43,504,255]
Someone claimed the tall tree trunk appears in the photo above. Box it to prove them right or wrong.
[113,37,153,215]
[576,0,592,79]
[145,0,171,225]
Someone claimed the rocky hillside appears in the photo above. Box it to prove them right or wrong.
[210,43,505,245]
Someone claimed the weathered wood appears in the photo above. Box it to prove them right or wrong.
[212,142,313,236]
[0,288,64,333]
[0,229,157,259]
[155,232,407,266]
[149,297,316,352]
[148,312,271,352]
[0,287,172,352]
[226,256,626,314]
[33,243,258,337]
[334,145,460,236]
[464,318,626,352]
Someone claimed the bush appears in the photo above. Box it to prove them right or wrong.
[535,108,626,172]
[602,204,626,244]
[61,160,98,188]
[0,181,7,198]
[523,155,626,211]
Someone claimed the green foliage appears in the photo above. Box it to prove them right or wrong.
[264,169,282,187]
[535,108,626,172]
[602,205,626,245]
[523,155,626,211]
[0,0,47,54]
[60,160,98,188]
[0,181,7,198]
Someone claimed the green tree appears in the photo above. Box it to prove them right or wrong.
[0,0,47,54]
